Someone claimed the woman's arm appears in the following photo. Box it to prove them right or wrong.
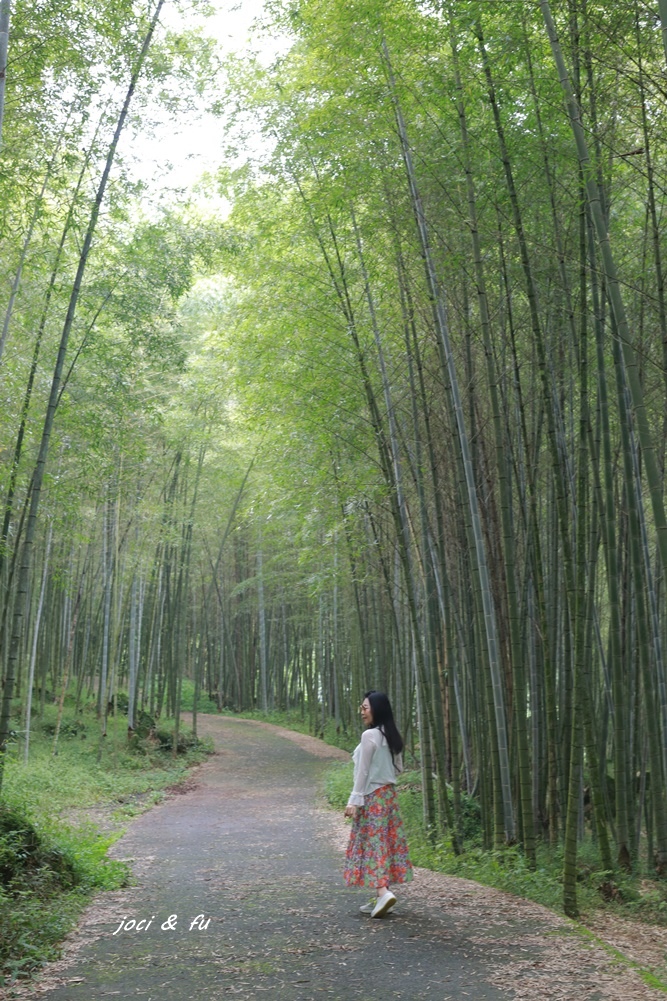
[345,729,379,810]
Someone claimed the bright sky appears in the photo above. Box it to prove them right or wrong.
[128,0,287,200]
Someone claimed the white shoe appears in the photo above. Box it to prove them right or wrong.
[359,901,375,913]
[371,890,397,918]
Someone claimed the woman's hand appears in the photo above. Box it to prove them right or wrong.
[344,805,358,819]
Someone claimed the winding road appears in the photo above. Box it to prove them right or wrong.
[9,717,664,1001]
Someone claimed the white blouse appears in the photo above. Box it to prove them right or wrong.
[347,727,403,807]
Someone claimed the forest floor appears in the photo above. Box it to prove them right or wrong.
[2,715,666,1001]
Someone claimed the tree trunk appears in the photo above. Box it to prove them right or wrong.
[0,0,10,149]
[0,0,165,789]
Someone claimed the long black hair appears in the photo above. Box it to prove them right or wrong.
[365,690,404,759]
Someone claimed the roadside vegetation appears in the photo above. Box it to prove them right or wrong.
[4,0,667,987]
[4,698,667,988]
[0,696,211,987]
[234,707,667,931]
[320,746,667,933]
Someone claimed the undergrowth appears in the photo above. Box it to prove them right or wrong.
[234,707,358,752]
[195,707,667,930]
[179,679,220,715]
[0,698,212,986]
[321,753,667,927]
[8,700,663,985]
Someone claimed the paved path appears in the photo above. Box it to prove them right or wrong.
[10,718,664,1001]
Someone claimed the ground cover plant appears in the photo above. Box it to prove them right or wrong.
[234,706,358,753]
[8,0,667,986]
[0,698,211,986]
[4,0,667,955]
[322,753,667,930]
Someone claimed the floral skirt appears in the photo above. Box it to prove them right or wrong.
[343,783,413,888]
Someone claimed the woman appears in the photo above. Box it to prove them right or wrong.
[343,690,413,917]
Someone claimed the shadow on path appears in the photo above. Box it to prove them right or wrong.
[7,717,661,1001]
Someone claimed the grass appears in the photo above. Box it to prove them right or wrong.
[179,679,220,715]
[176,705,667,934]
[5,700,667,985]
[313,721,667,929]
[231,706,358,752]
[352,768,667,928]
[6,702,211,816]
[0,698,212,987]
[303,726,667,985]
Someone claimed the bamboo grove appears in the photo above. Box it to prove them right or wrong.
[2,0,667,916]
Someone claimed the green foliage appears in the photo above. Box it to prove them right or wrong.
[615,879,667,927]
[641,971,667,992]
[0,885,86,987]
[178,678,220,715]
[322,757,667,922]
[40,717,87,739]
[151,726,205,755]
[0,804,77,893]
[394,772,484,844]
[237,708,357,753]
[400,792,667,926]
[0,704,211,983]
[0,800,128,986]
[6,704,196,811]
[127,721,214,760]
[413,839,574,914]
[324,760,354,808]
[317,718,357,753]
